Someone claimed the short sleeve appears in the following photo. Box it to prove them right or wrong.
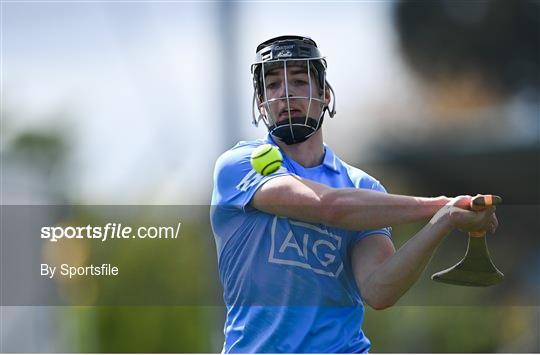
[212,144,293,211]
[354,176,392,242]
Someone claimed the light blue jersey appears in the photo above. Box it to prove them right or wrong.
[210,134,391,353]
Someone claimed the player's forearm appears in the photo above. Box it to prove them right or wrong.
[359,215,453,309]
[321,188,450,231]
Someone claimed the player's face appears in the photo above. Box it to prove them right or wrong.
[260,62,328,124]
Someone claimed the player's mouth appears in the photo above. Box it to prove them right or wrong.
[278,108,304,120]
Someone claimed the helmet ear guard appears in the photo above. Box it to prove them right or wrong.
[251,35,337,144]
[323,81,336,118]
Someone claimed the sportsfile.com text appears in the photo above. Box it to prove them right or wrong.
[40,222,182,242]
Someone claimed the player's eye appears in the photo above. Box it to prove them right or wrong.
[293,79,308,86]
[265,81,280,90]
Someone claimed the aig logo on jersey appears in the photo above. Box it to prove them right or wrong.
[268,216,344,278]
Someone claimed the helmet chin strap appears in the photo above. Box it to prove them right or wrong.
[269,116,324,145]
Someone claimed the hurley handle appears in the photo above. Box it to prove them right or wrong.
[469,194,502,237]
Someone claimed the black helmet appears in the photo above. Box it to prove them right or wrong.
[251,35,336,145]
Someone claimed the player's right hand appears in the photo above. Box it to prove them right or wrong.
[444,195,499,234]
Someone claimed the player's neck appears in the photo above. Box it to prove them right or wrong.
[275,130,324,168]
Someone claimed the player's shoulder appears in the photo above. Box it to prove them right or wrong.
[213,139,274,184]
[338,158,387,192]
[215,138,267,170]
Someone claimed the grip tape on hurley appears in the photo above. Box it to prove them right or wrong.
[469,194,502,237]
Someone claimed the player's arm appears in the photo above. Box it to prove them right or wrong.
[251,175,450,231]
[352,196,498,310]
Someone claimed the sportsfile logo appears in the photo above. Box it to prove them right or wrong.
[268,216,343,278]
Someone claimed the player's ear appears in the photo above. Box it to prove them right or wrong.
[258,97,268,116]
[324,87,331,106]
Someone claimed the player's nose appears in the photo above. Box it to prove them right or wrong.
[274,80,299,98]
[275,82,289,98]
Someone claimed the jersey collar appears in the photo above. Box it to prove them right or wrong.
[321,144,340,173]
[265,134,341,174]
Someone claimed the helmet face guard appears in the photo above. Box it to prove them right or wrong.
[251,36,336,145]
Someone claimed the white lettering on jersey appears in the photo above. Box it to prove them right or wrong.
[279,231,305,258]
[235,169,262,192]
[269,216,343,278]
[235,166,288,192]
[313,240,336,267]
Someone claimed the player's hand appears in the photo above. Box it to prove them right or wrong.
[432,195,499,234]
[447,195,498,234]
